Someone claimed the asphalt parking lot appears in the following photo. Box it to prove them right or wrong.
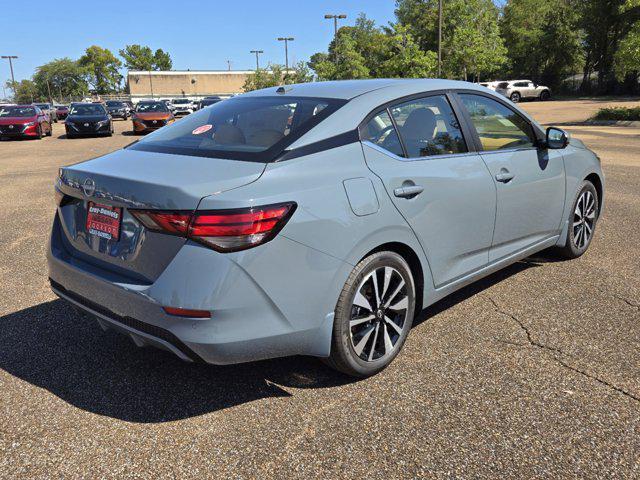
[1,100,639,478]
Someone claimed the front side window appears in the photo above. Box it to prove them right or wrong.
[390,95,466,158]
[459,94,535,151]
[130,96,345,162]
[361,110,404,157]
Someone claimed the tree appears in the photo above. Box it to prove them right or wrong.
[579,0,640,92]
[314,35,371,80]
[378,24,437,78]
[395,0,506,79]
[7,79,39,104]
[501,0,583,88]
[33,58,89,101]
[243,62,312,92]
[119,44,173,71]
[78,46,123,94]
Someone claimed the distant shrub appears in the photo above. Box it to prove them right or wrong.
[593,107,640,121]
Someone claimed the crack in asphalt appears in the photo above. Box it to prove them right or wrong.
[484,294,640,404]
[596,286,640,310]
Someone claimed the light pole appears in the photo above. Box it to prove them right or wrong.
[249,50,264,70]
[324,14,346,39]
[148,70,154,98]
[437,0,442,77]
[1,55,18,95]
[324,15,346,62]
[277,37,294,71]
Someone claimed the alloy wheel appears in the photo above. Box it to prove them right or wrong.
[573,190,596,249]
[349,266,409,362]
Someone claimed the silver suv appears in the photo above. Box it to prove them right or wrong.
[495,80,551,102]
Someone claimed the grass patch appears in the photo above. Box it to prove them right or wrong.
[593,106,640,121]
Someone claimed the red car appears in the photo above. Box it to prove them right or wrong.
[56,105,70,120]
[0,105,52,139]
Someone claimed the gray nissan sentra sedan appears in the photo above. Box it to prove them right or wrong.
[48,79,604,377]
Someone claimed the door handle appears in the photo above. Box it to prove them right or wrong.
[495,170,515,183]
[394,185,424,198]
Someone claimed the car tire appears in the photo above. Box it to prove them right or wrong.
[35,125,42,139]
[555,180,599,259]
[539,90,551,101]
[325,251,416,377]
[46,125,52,136]
[66,133,75,139]
[510,92,521,103]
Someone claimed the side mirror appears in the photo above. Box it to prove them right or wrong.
[545,127,569,149]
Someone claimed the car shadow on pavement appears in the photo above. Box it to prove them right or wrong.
[0,260,543,423]
[0,299,353,423]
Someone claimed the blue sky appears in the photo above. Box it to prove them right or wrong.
[3,0,397,83]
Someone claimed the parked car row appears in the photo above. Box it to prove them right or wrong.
[0,96,226,140]
[479,79,551,102]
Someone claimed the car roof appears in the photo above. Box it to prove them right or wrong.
[276,79,541,149]
[240,79,488,100]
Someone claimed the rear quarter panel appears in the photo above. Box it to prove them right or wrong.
[196,143,432,339]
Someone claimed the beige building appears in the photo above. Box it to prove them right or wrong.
[127,70,254,98]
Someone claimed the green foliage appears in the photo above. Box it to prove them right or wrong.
[395,0,506,79]
[78,46,123,94]
[593,106,640,120]
[378,24,437,78]
[33,58,89,100]
[614,11,640,80]
[243,62,313,92]
[501,0,583,87]
[7,79,39,104]
[119,44,173,71]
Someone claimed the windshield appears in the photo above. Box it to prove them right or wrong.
[136,102,169,113]
[130,95,346,162]
[70,104,106,116]
[106,101,125,107]
[0,106,36,117]
[201,99,220,106]
[34,104,49,109]
[173,99,190,104]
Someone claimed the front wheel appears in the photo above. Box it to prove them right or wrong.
[556,181,599,258]
[35,125,42,139]
[325,251,416,377]
[539,90,551,101]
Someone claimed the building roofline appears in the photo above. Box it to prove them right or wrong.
[128,70,256,75]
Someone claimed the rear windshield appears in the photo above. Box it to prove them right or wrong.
[130,95,346,162]
[497,82,509,89]
[106,101,125,107]
[0,106,36,117]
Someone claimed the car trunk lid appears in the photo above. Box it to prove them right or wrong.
[56,148,266,282]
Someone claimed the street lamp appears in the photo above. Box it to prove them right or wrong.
[437,0,442,77]
[276,37,294,71]
[1,55,18,96]
[324,14,346,39]
[249,50,264,70]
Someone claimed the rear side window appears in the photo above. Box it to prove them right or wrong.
[130,96,346,162]
[390,95,466,158]
[459,94,535,151]
[361,110,404,157]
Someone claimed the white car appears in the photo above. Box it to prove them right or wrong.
[171,98,195,115]
[495,80,551,103]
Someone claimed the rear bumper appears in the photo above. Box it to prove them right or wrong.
[47,211,347,365]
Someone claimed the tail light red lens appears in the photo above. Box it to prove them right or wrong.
[130,202,296,252]
[163,306,211,318]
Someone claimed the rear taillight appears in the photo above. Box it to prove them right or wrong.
[130,202,296,252]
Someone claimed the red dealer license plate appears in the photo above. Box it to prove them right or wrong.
[86,202,122,241]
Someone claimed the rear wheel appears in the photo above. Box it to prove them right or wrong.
[556,181,599,259]
[510,92,521,103]
[325,251,416,377]
[539,90,551,101]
